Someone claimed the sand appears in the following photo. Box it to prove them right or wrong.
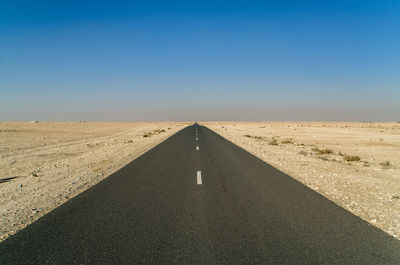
[0,122,189,242]
[202,122,400,240]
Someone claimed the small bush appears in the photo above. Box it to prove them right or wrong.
[143,133,151,138]
[281,139,294,144]
[244,135,262,140]
[151,129,166,135]
[344,155,361,162]
[299,150,308,155]
[269,139,278,145]
[322,149,333,154]
[380,161,391,168]
[312,147,333,155]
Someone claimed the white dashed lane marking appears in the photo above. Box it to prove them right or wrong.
[197,171,202,185]
[195,127,201,185]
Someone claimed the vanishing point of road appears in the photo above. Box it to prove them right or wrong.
[1,124,400,264]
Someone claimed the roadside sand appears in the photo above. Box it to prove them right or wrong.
[0,122,189,242]
[203,122,400,240]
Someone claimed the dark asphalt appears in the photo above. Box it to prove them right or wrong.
[1,124,400,264]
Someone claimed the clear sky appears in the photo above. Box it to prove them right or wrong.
[1,0,399,121]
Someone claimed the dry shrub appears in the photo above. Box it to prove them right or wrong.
[312,147,333,155]
[244,135,263,140]
[344,155,361,162]
[269,139,278,145]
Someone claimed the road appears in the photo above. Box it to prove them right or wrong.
[1,124,400,264]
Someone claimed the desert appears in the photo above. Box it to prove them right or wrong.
[2,121,400,243]
[203,122,400,239]
[0,122,189,242]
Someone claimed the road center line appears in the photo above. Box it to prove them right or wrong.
[196,137,198,141]
[197,171,202,185]
[196,146,199,150]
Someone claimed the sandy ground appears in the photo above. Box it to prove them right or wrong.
[0,122,189,242]
[203,122,400,240]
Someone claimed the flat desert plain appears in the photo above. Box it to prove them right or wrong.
[0,122,189,242]
[203,122,400,239]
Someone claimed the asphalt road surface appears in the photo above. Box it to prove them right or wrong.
[1,124,400,264]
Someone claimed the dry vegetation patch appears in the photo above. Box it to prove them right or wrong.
[143,129,167,138]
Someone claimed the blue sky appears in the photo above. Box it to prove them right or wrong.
[1,0,399,121]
